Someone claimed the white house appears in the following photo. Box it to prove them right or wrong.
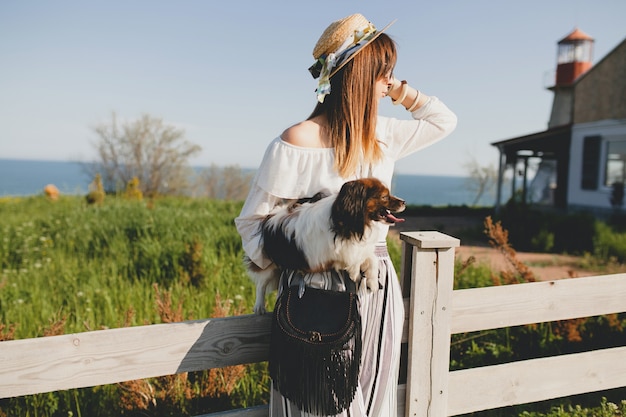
[492,29,626,214]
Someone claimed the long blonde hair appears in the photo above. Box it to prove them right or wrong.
[309,33,397,178]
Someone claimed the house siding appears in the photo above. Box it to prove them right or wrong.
[574,40,626,124]
[568,120,626,210]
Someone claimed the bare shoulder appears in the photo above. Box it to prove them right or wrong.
[281,119,328,148]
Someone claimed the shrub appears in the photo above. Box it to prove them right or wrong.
[124,176,143,200]
[594,221,626,263]
[496,205,596,255]
[86,173,105,205]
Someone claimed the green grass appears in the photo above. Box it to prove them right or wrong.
[1,195,262,416]
[0,196,252,340]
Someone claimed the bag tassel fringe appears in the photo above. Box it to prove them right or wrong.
[269,286,362,415]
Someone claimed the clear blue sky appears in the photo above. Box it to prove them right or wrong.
[1,1,625,176]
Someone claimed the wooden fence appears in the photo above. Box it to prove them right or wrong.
[1,231,625,416]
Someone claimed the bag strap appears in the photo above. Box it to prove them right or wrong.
[279,269,358,297]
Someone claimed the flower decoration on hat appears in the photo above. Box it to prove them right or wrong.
[308,14,391,103]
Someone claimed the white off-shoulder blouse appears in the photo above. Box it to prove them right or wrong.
[235,96,457,269]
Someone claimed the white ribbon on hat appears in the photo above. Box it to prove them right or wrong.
[316,54,337,103]
[315,23,377,103]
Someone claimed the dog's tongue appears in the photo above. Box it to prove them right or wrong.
[386,212,405,223]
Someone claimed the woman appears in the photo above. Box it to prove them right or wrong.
[235,13,457,417]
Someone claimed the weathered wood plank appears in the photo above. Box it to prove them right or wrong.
[451,273,626,334]
[0,314,272,398]
[405,247,438,417]
[447,346,626,416]
[430,245,456,417]
[400,231,460,249]
[401,232,459,417]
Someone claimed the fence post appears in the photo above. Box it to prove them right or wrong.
[400,231,459,417]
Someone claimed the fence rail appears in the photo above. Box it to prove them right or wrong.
[1,231,625,416]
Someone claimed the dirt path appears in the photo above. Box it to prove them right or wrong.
[388,215,605,281]
[455,245,595,281]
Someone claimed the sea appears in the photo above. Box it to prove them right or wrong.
[0,158,498,207]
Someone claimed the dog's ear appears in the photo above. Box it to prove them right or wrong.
[331,180,368,239]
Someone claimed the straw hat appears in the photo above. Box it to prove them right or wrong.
[309,14,395,102]
[309,13,395,79]
[313,14,372,60]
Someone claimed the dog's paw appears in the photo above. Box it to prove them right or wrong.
[247,261,279,315]
[253,286,269,315]
[345,265,362,283]
[360,259,379,292]
[364,276,379,293]
[253,301,267,315]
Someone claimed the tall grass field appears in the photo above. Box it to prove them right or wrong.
[1,196,252,338]
[0,195,272,416]
[1,195,625,416]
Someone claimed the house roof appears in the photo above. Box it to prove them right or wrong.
[491,124,572,161]
[492,36,625,151]
[559,28,594,43]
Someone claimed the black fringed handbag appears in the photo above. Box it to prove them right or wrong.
[269,281,362,415]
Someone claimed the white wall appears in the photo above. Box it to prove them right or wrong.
[568,119,626,209]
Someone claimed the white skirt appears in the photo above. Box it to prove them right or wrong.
[269,246,405,417]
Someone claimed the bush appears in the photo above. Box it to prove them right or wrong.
[496,205,596,255]
[594,221,626,263]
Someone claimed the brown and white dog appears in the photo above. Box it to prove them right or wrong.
[246,177,405,314]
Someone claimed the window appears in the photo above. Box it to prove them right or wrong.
[605,140,626,186]
[581,136,601,190]
[557,41,592,64]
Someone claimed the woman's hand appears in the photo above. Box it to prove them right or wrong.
[387,76,427,112]
[387,77,403,97]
